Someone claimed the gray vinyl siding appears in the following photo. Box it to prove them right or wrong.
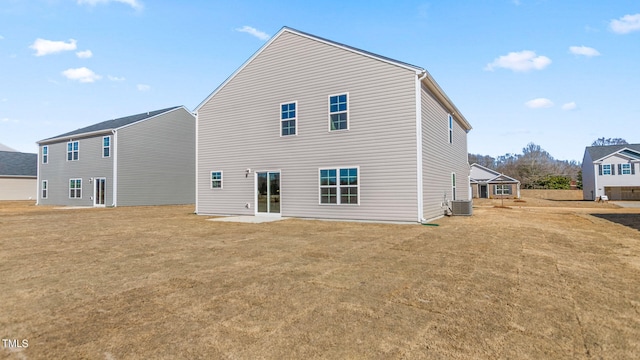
[197,31,419,221]
[421,84,470,221]
[38,135,114,206]
[116,107,195,206]
[581,150,595,200]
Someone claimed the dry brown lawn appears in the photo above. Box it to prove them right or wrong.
[1,196,639,359]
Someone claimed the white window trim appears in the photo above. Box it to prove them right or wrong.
[280,101,298,137]
[622,163,631,175]
[602,164,611,175]
[451,172,457,201]
[42,180,48,199]
[102,136,111,158]
[494,184,512,195]
[69,178,82,199]
[328,92,350,132]
[42,146,48,164]
[67,141,79,161]
[210,171,223,189]
[448,114,453,144]
[318,166,360,205]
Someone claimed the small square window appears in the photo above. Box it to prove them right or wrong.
[211,171,222,189]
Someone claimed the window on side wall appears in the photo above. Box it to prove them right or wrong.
[319,167,358,205]
[67,141,79,161]
[329,94,348,131]
[69,178,82,199]
[103,136,111,157]
[281,102,297,136]
[42,180,48,199]
[211,171,222,189]
[42,146,48,164]
[448,114,453,144]
[451,173,457,200]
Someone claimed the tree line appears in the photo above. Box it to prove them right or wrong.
[469,143,581,190]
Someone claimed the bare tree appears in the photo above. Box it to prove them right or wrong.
[591,138,628,146]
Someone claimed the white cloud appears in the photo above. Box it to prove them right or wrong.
[562,102,577,111]
[30,38,77,56]
[485,50,551,72]
[61,67,102,83]
[108,75,126,81]
[610,13,640,34]
[569,46,600,57]
[76,50,93,58]
[1,117,19,123]
[137,84,151,91]
[77,0,143,10]
[235,26,270,41]
[0,35,4,40]
[525,98,554,109]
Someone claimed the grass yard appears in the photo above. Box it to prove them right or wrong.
[1,197,639,359]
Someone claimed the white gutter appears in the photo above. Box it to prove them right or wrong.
[112,129,118,207]
[416,70,427,222]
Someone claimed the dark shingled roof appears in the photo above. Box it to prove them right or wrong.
[40,106,182,142]
[0,151,37,177]
[585,144,640,161]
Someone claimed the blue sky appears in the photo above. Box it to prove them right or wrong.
[1,0,639,161]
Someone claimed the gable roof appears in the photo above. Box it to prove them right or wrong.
[38,106,184,144]
[0,143,17,152]
[0,150,37,177]
[586,144,640,162]
[195,26,471,131]
[470,163,520,183]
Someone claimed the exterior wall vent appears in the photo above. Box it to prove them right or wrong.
[451,200,473,216]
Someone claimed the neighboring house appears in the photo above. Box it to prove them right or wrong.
[37,106,195,207]
[470,163,521,199]
[195,27,472,222]
[582,144,640,201]
[0,150,37,200]
[0,142,18,152]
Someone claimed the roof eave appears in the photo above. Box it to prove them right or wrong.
[421,71,472,131]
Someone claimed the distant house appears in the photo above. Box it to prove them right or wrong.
[582,144,640,201]
[0,150,37,200]
[37,106,195,207]
[195,27,472,222]
[470,163,520,199]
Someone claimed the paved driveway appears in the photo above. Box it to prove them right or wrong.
[611,201,640,208]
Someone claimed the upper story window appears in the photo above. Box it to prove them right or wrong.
[319,167,359,205]
[602,164,611,175]
[448,114,453,143]
[103,136,111,157]
[329,93,348,131]
[281,102,297,136]
[42,146,48,164]
[211,171,222,189]
[67,141,79,161]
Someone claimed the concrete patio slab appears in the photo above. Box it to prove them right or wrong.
[207,216,289,223]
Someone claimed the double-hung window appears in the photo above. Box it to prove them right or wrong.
[451,173,457,200]
[69,178,82,199]
[495,184,512,195]
[42,146,48,164]
[42,180,48,199]
[448,114,453,143]
[281,102,297,136]
[211,171,222,189]
[320,167,358,205]
[103,136,111,157]
[329,94,348,131]
[602,164,611,175]
[67,141,79,161]
[621,164,631,175]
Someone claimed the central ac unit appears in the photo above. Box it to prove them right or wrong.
[451,200,473,216]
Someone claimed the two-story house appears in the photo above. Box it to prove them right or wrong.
[195,27,472,222]
[37,106,195,207]
[582,144,640,201]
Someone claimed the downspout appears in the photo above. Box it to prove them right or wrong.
[112,129,118,207]
[416,70,428,222]
[194,111,199,214]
